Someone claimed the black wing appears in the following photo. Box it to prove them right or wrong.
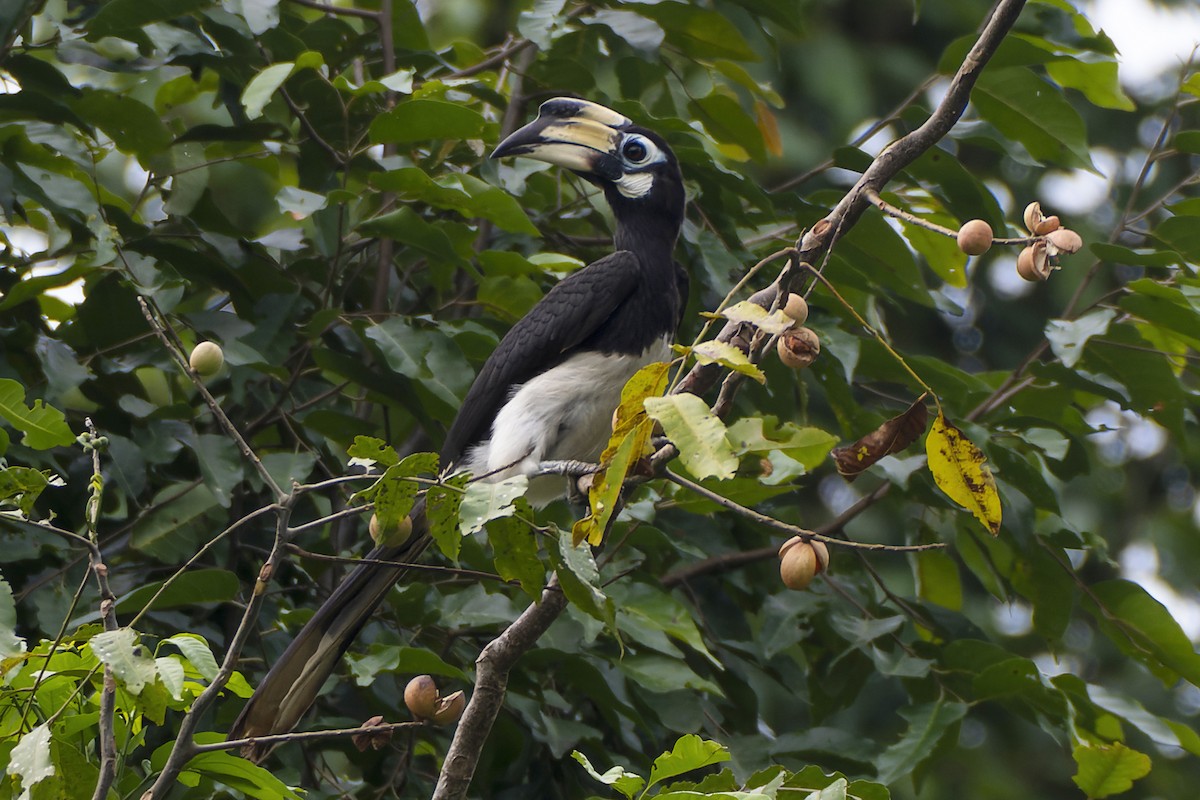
[441,250,642,464]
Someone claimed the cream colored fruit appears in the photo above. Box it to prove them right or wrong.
[189,341,224,376]
[404,675,439,720]
[956,219,993,256]
[778,536,829,590]
[782,293,810,324]
[369,513,413,547]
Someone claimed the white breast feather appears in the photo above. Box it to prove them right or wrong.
[464,340,669,506]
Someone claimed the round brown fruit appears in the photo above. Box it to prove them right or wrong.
[779,540,819,590]
[369,513,413,547]
[776,326,820,369]
[432,690,466,725]
[956,219,993,256]
[1016,242,1051,282]
[782,293,810,324]
[189,341,224,377]
[404,675,439,720]
[1045,228,1083,255]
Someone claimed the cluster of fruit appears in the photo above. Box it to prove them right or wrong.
[955,201,1083,281]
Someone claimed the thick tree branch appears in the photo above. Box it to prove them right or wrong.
[432,580,569,800]
[676,0,1028,401]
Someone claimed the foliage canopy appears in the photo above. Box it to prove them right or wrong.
[2,0,1200,798]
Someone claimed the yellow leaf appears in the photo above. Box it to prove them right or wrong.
[755,99,782,157]
[925,412,1001,535]
[573,363,670,546]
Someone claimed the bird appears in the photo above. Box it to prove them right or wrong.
[227,97,689,757]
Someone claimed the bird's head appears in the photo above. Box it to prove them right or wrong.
[492,97,684,238]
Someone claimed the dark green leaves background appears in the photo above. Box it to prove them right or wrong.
[1,0,1199,798]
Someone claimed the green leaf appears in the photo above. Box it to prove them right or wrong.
[115,569,239,616]
[347,435,400,467]
[972,67,1094,168]
[689,92,764,161]
[647,734,731,790]
[0,576,24,660]
[645,394,737,480]
[1152,214,1200,265]
[427,474,470,560]
[132,484,224,563]
[90,628,158,695]
[1046,309,1117,368]
[687,340,765,383]
[359,207,468,267]
[186,739,303,800]
[459,476,528,535]
[874,700,968,784]
[87,0,210,37]
[552,527,614,627]
[241,62,295,119]
[1072,742,1151,798]
[0,379,74,449]
[725,417,837,469]
[369,99,487,144]
[635,3,757,61]
[72,89,172,156]
[0,466,51,514]
[1046,58,1135,111]
[1087,579,1200,686]
[488,503,545,601]
[571,750,646,800]
[161,634,220,682]
[7,723,53,798]
[190,433,244,508]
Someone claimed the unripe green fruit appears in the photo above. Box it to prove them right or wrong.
[189,341,224,377]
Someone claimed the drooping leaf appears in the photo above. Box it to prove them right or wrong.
[115,569,240,616]
[972,67,1094,168]
[427,474,471,560]
[551,528,615,627]
[573,362,670,546]
[833,397,929,481]
[161,634,220,683]
[488,501,544,601]
[926,413,1001,535]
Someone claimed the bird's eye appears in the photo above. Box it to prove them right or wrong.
[621,136,651,164]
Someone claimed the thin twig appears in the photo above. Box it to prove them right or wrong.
[663,470,939,553]
[195,720,425,754]
[142,496,296,798]
[137,297,287,501]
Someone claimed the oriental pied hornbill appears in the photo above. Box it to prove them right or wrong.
[228,98,688,757]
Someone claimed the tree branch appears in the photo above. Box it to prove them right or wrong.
[432,579,569,800]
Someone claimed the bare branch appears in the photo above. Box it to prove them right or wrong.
[432,580,569,800]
